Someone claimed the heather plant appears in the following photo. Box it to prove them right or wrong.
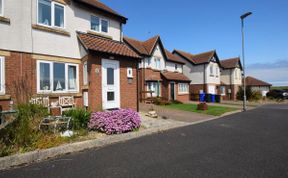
[88,109,141,135]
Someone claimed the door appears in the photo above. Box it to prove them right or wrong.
[102,59,120,110]
[170,82,175,100]
[208,85,216,94]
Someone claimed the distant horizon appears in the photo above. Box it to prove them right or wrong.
[100,0,288,86]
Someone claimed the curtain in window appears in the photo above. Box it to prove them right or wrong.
[38,0,51,26]
[53,63,65,91]
[54,4,64,27]
[40,63,50,90]
[91,16,100,31]
[68,65,76,90]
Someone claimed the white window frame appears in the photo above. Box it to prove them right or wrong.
[147,82,161,97]
[154,57,161,70]
[210,65,214,76]
[0,56,5,95]
[215,66,219,77]
[178,83,188,94]
[37,60,79,94]
[0,0,4,17]
[127,67,133,78]
[220,86,226,96]
[37,0,66,29]
[90,15,109,34]
[83,61,88,85]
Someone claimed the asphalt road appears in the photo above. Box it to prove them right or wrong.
[1,104,288,178]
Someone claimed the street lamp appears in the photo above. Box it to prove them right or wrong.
[240,12,252,111]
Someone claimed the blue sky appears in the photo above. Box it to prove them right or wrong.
[102,0,288,86]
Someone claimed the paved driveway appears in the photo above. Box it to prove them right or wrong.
[1,104,288,178]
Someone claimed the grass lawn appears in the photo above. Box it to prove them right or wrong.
[163,103,239,116]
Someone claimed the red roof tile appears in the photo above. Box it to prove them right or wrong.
[77,32,140,58]
[161,71,190,82]
[221,57,241,69]
[124,36,159,56]
[74,0,127,23]
[164,49,185,64]
[174,49,217,64]
[246,76,272,86]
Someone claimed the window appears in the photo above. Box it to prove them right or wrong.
[127,67,133,78]
[101,19,108,33]
[216,66,219,77]
[83,92,88,107]
[107,92,115,101]
[107,68,114,85]
[91,16,100,32]
[147,82,160,97]
[83,61,88,85]
[175,64,178,71]
[178,83,188,94]
[155,57,161,70]
[91,15,109,33]
[220,86,226,96]
[235,70,237,79]
[147,58,151,67]
[0,56,5,94]
[37,61,78,93]
[210,65,213,76]
[38,0,65,28]
[0,0,3,16]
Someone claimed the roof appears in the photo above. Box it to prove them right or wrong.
[221,57,242,69]
[74,0,127,23]
[245,76,272,86]
[123,36,160,56]
[77,32,140,59]
[173,49,218,65]
[161,71,191,82]
[164,49,185,64]
[145,75,162,81]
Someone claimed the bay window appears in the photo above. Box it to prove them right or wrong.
[147,82,161,97]
[38,0,65,28]
[0,56,5,95]
[0,0,3,16]
[37,60,78,93]
[178,83,188,94]
[91,15,109,33]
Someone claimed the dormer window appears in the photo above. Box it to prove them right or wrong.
[91,15,109,33]
[0,0,3,16]
[37,0,65,28]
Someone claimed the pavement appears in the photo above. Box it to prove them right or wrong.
[1,104,288,178]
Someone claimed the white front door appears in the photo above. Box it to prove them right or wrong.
[102,59,120,110]
[208,85,216,94]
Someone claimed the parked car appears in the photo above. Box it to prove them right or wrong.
[267,90,288,99]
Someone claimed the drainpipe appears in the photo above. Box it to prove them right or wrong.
[136,60,139,112]
[203,64,206,93]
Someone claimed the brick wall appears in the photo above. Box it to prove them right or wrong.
[87,53,138,111]
[175,83,189,103]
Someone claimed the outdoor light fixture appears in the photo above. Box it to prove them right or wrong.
[240,12,252,111]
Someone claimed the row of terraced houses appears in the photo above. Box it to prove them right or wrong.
[0,0,270,112]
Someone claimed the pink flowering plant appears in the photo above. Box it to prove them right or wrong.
[88,109,141,135]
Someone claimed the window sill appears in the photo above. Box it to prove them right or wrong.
[178,93,189,95]
[82,85,89,90]
[87,30,113,40]
[0,95,11,100]
[53,0,71,5]
[36,92,82,98]
[32,24,70,37]
[0,16,10,24]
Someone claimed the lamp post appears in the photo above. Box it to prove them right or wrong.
[240,12,252,111]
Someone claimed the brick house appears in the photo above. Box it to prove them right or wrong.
[173,50,221,97]
[0,0,140,111]
[219,57,243,100]
[124,36,190,103]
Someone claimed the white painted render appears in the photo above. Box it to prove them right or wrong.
[221,68,242,85]
[205,62,220,85]
[165,61,182,73]
[0,0,122,59]
[142,44,165,70]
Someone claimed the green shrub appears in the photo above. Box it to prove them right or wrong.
[63,108,91,130]
[0,103,49,156]
[171,100,183,104]
[153,97,171,105]
[237,87,262,101]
